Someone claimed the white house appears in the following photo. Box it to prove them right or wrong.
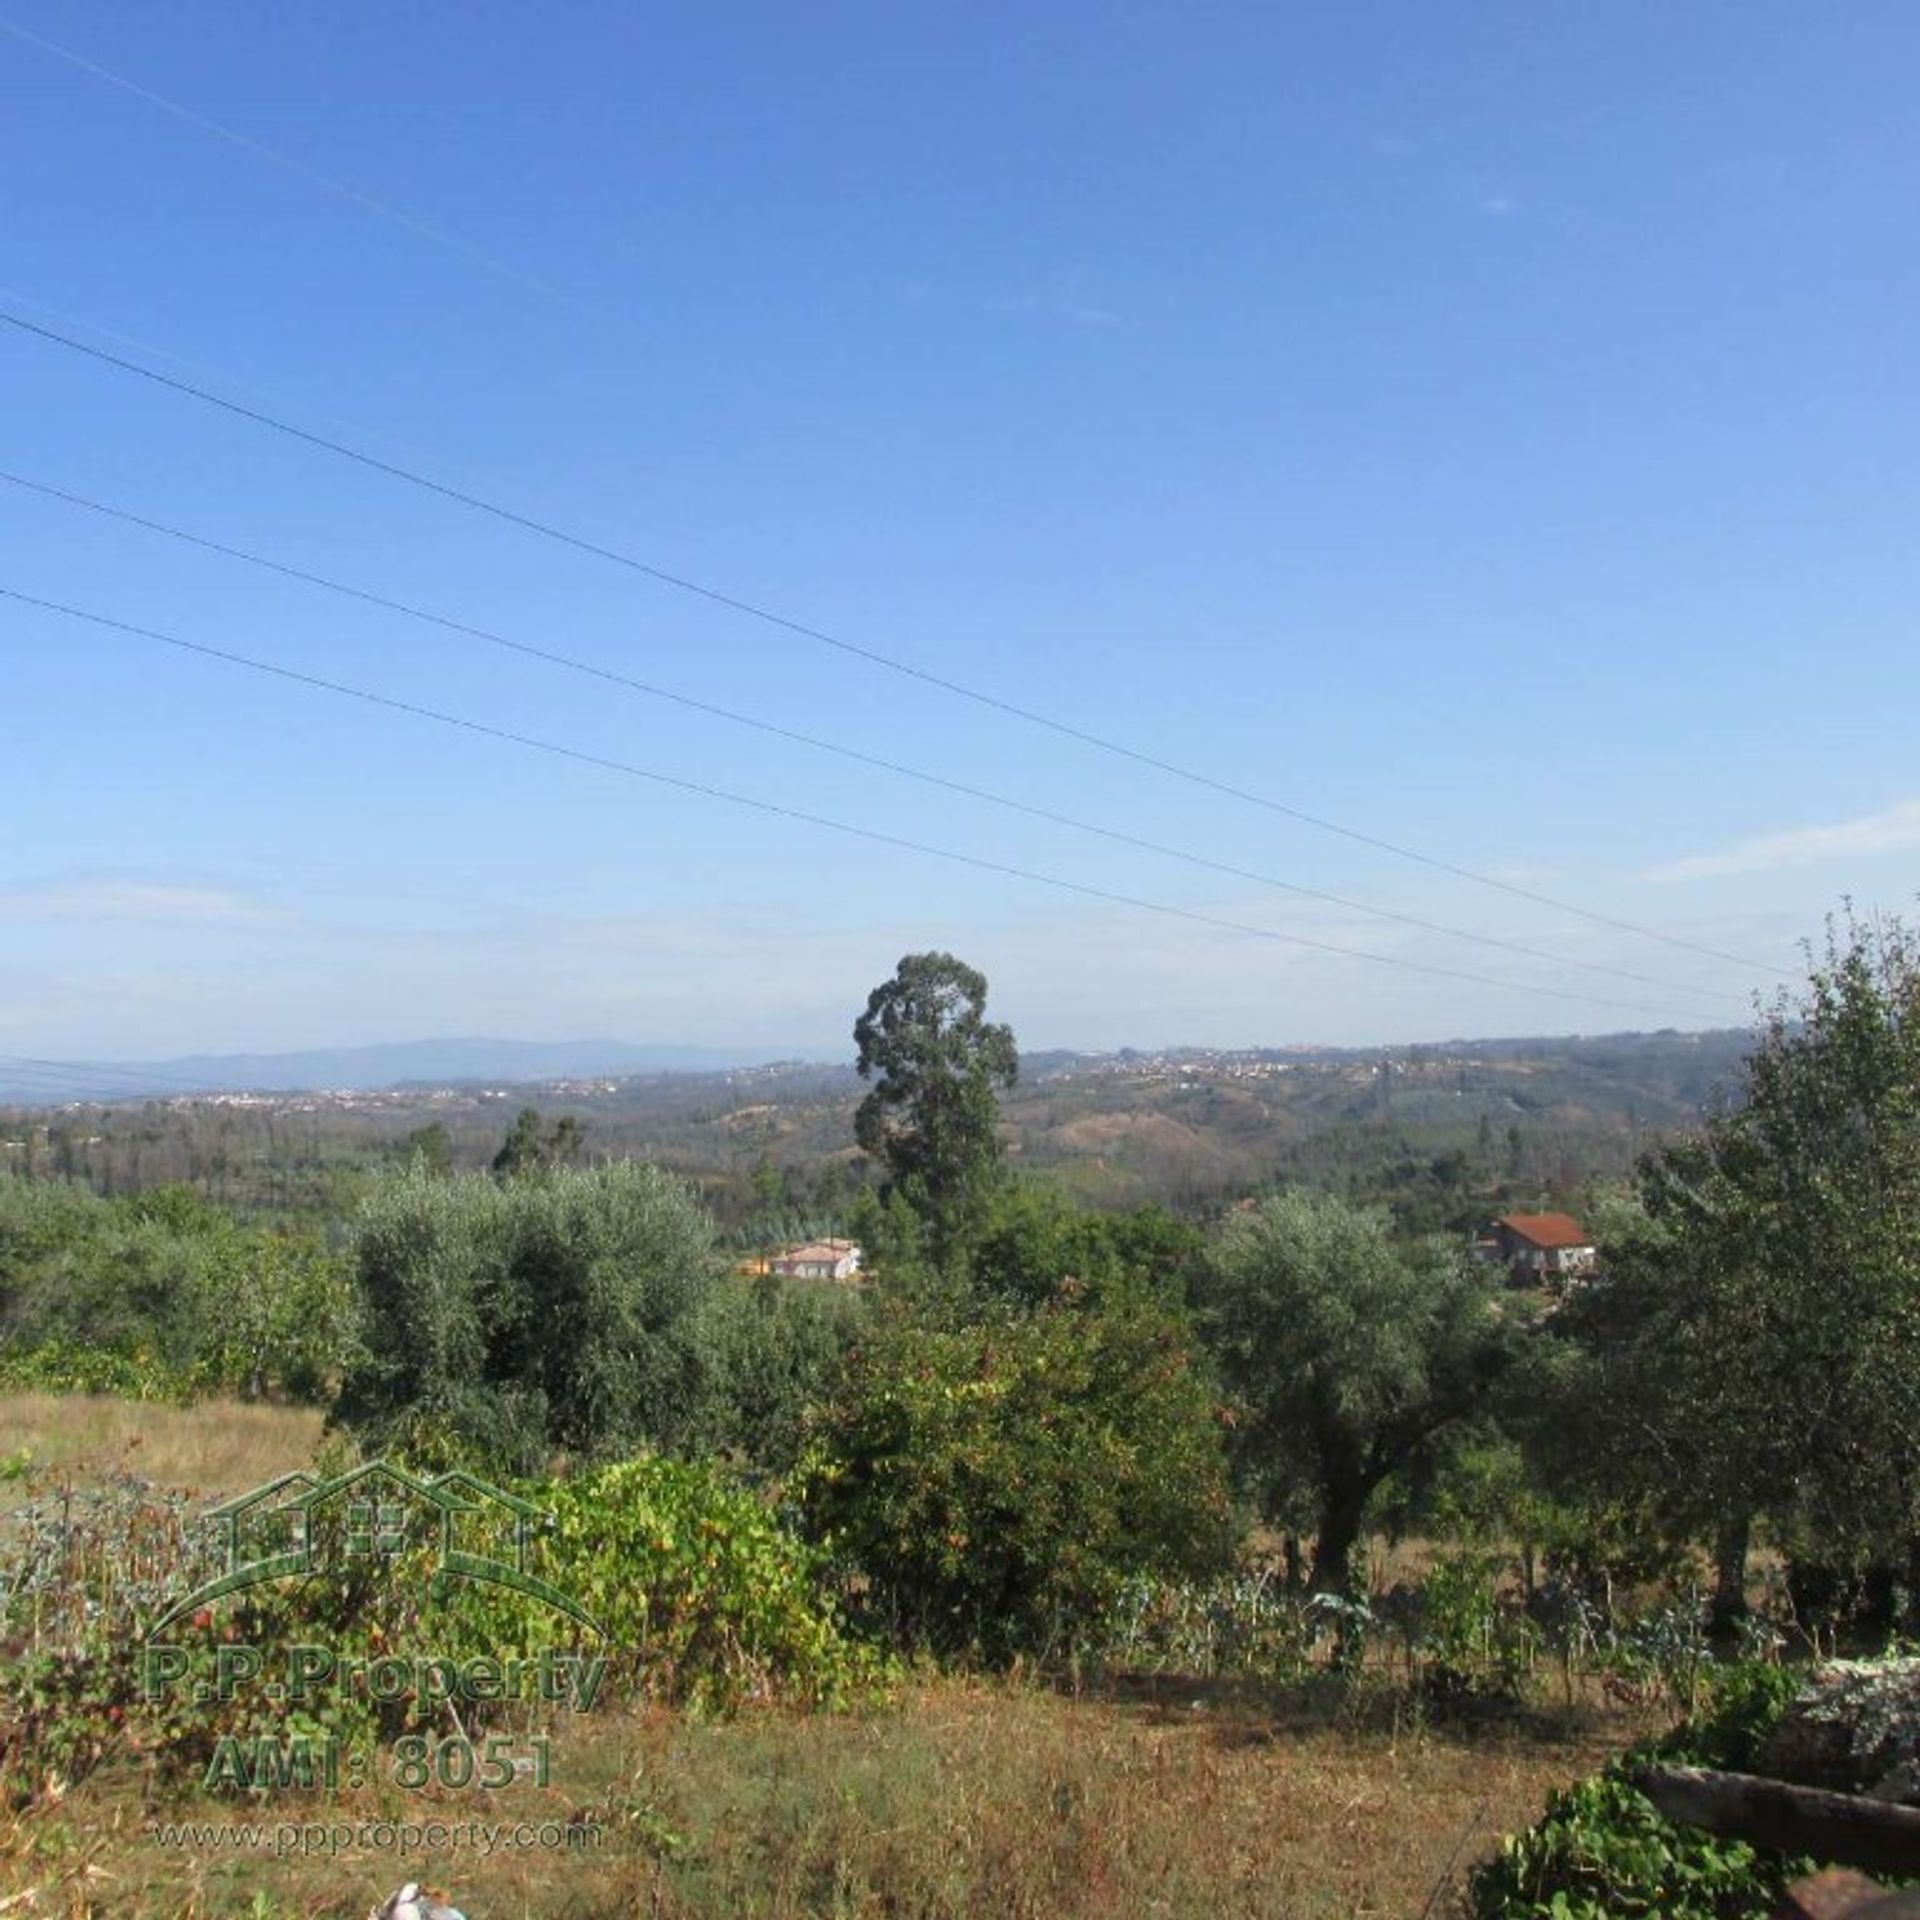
[767,1238,863,1282]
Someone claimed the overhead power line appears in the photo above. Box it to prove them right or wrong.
[0,1062,127,1102]
[0,305,1791,980]
[0,281,524,487]
[0,467,1747,1010]
[0,581,1749,1026]
[0,14,587,315]
[0,1051,209,1097]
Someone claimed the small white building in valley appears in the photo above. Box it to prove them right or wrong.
[767,1238,863,1282]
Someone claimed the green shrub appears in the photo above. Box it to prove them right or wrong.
[1472,1768,1783,1920]
[967,1183,1204,1310]
[0,1340,188,1401]
[697,1272,865,1474]
[1467,1663,1808,1919]
[1410,1548,1541,1708]
[0,1176,354,1404]
[447,1455,888,1711]
[801,1291,1236,1661]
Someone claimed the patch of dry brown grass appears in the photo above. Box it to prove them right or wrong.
[623,1678,1640,1920]
[0,1678,1656,1920]
[0,1394,327,1504]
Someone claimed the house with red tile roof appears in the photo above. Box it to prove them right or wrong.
[1478,1212,1597,1283]
[767,1238,863,1282]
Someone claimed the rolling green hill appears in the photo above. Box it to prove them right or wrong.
[1,1027,1755,1231]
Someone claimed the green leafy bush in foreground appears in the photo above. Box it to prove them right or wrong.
[1468,1664,1809,1920]
[448,1454,890,1711]
[1,1454,883,1804]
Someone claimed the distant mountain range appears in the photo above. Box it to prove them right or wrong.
[0,1037,828,1102]
[0,1027,1755,1111]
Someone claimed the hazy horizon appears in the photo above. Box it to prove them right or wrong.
[0,1016,1758,1105]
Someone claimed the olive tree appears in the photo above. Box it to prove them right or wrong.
[336,1159,720,1470]
[1201,1189,1511,1595]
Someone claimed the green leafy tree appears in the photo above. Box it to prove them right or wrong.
[1726,910,1920,1581]
[187,1226,357,1401]
[852,952,1018,1272]
[549,1113,587,1167]
[842,1183,938,1299]
[491,1107,588,1180]
[698,1271,867,1473]
[968,1180,1204,1310]
[803,1289,1234,1657]
[492,1106,546,1178]
[0,1177,354,1402]
[1523,1173,1778,1619]
[1470,1277,1699,1609]
[1200,1190,1511,1595]
[398,1122,453,1175]
[1551,907,1920,1620]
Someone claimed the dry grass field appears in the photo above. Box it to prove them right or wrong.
[0,1396,1654,1919]
[1,1681,1651,1919]
[0,1393,327,1506]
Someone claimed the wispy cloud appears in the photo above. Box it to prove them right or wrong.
[966,264,1124,329]
[987,290,1121,329]
[1444,169,1523,219]
[1645,799,1920,883]
[1453,172,1521,218]
[0,874,278,925]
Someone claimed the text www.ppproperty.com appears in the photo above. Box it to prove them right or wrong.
[148,1817,604,1860]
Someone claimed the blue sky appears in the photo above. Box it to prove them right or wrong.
[3,1,1916,1063]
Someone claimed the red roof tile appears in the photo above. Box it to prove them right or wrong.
[1496,1212,1590,1250]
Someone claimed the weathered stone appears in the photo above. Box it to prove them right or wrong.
[1762,1661,1920,1805]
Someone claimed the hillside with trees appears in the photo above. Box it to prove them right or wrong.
[0,1024,1755,1234]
